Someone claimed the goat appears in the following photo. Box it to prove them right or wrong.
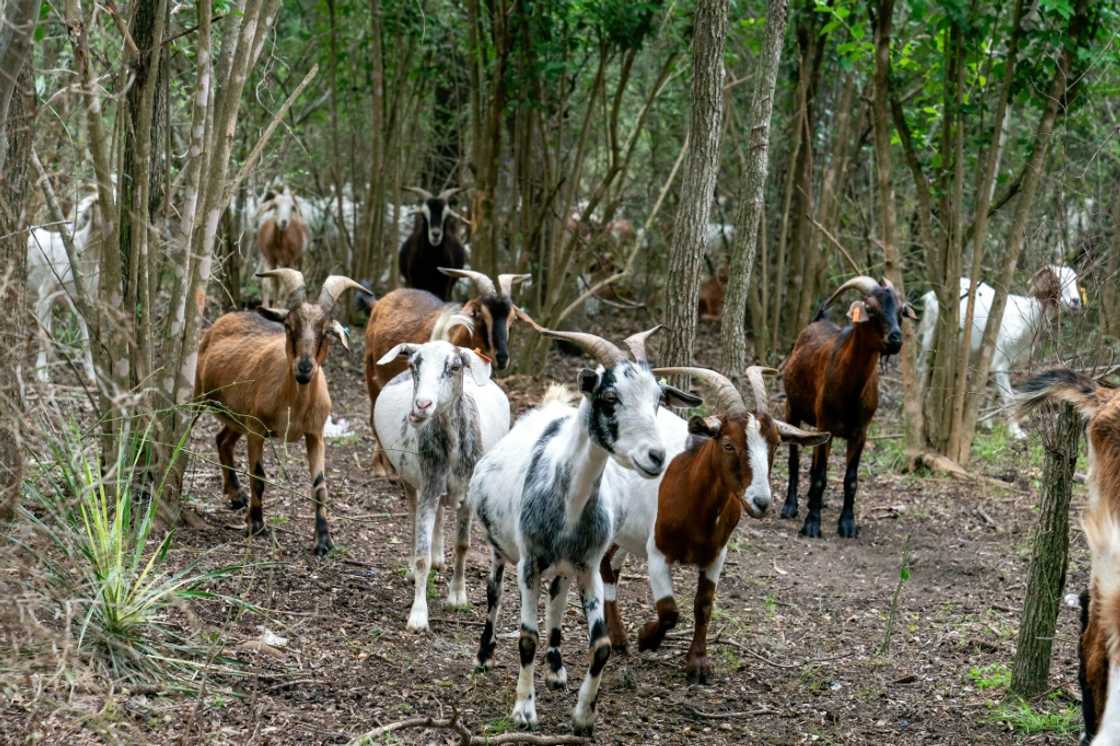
[398,186,468,301]
[917,265,1084,439]
[1015,369,1120,745]
[256,186,311,308]
[781,275,917,538]
[363,269,530,477]
[27,193,105,383]
[698,264,728,321]
[373,339,511,631]
[467,326,700,735]
[599,367,829,682]
[194,268,363,555]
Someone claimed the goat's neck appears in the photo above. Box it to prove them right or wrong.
[686,442,737,524]
[554,399,610,528]
[280,370,322,413]
[833,325,883,394]
[1020,294,1052,333]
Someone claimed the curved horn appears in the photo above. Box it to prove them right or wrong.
[623,325,663,364]
[438,267,497,297]
[498,273,532,298]
[256,269,306,306]
[744,366,779,415]
[822,275,880,309]
[652,366,746,416]
[403,186,434,201]
[540,329,626,368]
[446,209,471,225]
[318,275,365,313]
[438,186,464,201]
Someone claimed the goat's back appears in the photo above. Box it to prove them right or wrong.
[257,218,309,268]
[364,289,452,398]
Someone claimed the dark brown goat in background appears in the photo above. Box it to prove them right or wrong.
[780,275,917,539]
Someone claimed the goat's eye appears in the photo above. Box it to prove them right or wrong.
[451,362,462,372]
[722,441,735,453]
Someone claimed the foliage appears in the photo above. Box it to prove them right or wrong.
[988,696,1080,736]
[968,662,1011,690]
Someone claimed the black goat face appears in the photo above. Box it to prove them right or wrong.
[849,285,905,354]
[421,198,447,245]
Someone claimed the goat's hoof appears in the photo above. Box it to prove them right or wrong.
[611,639,630,655]
[571,707,595,737]
[248,520,267,537]
[780,504,798,519]
[637,622,663,652]
[511,701,538,730]
[406,608,430,633]
[545,667,568,690]
[686,656,714,685]
[314,536,334,556]
[228,494,248,510]
[799,519,821,538]
[446,587,469,608]
[837,518,858,538]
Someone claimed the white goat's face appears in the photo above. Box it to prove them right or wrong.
[579,362,668,478]
[421,198,448,246]
[262,186,298,230]
[378,341,491,425]
[1052,265,1083,311]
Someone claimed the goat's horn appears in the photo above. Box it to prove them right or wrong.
[438,186,464,201]
[744,366,779,415]
[513,305,546,332]
[540,329,627,368]
[822,275,880,308]
[652,366,746,416]
[318,275,365,313]
[447,209,471,225]
[404,186,433,201]
[881,277,895,292]
[256,269,306,305]
[623,325,663,364]
[498,273,532,298]
[438,267,497,297]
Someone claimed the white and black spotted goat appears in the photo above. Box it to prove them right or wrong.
[373,338,510,632]
[467,326,700,735]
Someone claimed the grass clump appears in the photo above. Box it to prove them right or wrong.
[967,662,1011,690]
[988,697,1079,736]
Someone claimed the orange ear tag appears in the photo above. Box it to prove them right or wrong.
[473,347,492,365]
[848,303,863,323]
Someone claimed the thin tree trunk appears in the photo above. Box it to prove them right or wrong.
[1010,403,1080,696]
[1105,191,1120,339]
[664,0,729,368]
[720,0,789,378]
[358,0,385,286]
[0,0,36,175]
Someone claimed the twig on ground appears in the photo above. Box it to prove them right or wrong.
[352,705,591,745]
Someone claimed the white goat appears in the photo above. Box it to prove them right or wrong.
[374,339,510,632]
[26,194,103,383]
[467,326,699,736]
[917,265,1083,439]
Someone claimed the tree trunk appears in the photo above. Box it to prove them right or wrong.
[1105,190,1120,339]
[0,63,33,521]
[720,0,789,378]
[0,0,36,175]
[1010,403,1080,696]
[663,0,729,368]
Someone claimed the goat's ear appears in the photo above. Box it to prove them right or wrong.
[326,320,350,351]
[902,302,919,321]
[776,420,831,446]
[460,349,493,386]
[687,415,721,438]
[376,343,416,366]
[846,300,868,324]
[578,369,600,395]
[662,384,703,408]
[257,306,288,323]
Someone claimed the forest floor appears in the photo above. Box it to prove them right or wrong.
[2,309,1092,745]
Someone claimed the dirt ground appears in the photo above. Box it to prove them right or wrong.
[3,310,1091,745]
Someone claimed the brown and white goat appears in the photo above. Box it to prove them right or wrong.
[604,367,828,683]
[256,186,310,307]
[363,268,529,477]
[1016,369,1120,745]
[780,275,917,538]
[195,268,362,555]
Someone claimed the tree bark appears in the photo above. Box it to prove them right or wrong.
[720,0,789,378]
[663,0,729,368]
[0,0,36,175]
[1105,190,1120,339]
[1010,403,1080,696]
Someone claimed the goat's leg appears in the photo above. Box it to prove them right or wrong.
[216,426,247,509]
[781,417,802,519]
[600,546,629,653]
[837,433,865,538]
[571,566,611,737]
[544,575,571,690]
[247,435,267,537]
[512,557,541,729]
[638,545,678,652]
[34,292,52,383]
[407,490,439,632]
[446,493,471,607]
[686,547,727,685]
[76,306,94,381]
[475,546,505,670]
[431,498,446,570]
[800,440,832,538]
[305,433,333,556]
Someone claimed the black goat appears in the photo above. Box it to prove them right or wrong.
[398,187,467,301]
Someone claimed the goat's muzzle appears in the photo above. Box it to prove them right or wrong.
[634,448,666,478]
[296,358,314,384]
[409,398,434,424]
[884,332,902,355]
[428,228,444,245]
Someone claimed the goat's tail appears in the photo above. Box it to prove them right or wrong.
[1014,368,1111,420]
[355,280,376,314]
[541,384,575,407]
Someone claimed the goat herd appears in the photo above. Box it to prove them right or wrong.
[25,184,1120,741]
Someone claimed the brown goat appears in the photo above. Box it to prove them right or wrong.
[619,367,828,683]
[195,268,362,555]
[698,267,728,320]
[780,275,917,539]
[363,268,530,476]
[1016,369,1120,742]
[256,186,310,307]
